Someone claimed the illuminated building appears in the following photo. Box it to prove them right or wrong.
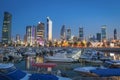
[101,25,107,40]
[2,12,12,44]
[26,26,36,46]
[66,28,71,41]
[36,22,45,46]
[60,25,66,40]
[47,17,52,41]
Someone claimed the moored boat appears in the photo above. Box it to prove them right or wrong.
[0,63,72,80]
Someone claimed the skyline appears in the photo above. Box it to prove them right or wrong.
[0,0,120,40]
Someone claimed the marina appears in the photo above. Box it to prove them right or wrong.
[1,0,120,80]
[0,46,120,80]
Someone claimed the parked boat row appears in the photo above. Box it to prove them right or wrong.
[74,60,120,77]
[79,49,111,64]
[0,46,112,64]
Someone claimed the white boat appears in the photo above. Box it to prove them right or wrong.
[45,49,81,62]
[0,63,31,80]
[23,48,36,56]
[80,49,110,63]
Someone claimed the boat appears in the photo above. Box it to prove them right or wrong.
[0,63,31,80]
[79,49,111,63]
[74,60,120,77]
[23,48,36,56]
[103,60,120,68]
[74,66,106,77]
[44,49,81,62]
[0,63,71,80]
[90,68,120,77]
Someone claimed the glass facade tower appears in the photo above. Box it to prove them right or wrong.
[2,12,12,44]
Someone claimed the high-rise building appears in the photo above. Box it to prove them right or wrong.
[26,26,36,45]
[96,33,101,42]
[114,28,117,40]
[60,25,66,40]
[79,27,84,41]
[36,22,45,46]
[2,12,12,44]
[47,17,52,41]
[101,25,107,40]
[66,28,71,41]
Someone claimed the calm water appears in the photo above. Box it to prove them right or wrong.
[14,51,120,79]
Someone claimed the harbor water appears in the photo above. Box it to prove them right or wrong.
[14,51,120,79]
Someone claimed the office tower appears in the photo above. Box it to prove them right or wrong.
[96,33,101,42]
[47,17,52,41]
[114,28,117,40]
[36,22,45,46]
[2,12,12,44]
[79,27,84,41]
[101,25,107,40]
[26,26,36,45]
[60,25,66,40]
[66,28,71,41]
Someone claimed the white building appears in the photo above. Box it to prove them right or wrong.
[47,17,52,41]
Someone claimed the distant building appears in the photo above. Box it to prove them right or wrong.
[26,26,36,45]
[79,27,84,41]
[96,33,101,42]
[60,25,66,40]
[36,22,45,46]
[88,35,95,41]
[2,12,12,44]
[47,17,52,41]
[114,28,117,40]
[24,34,27,44]
[16,34,20,44]
[101,25,107,40]
[66,28,71,41]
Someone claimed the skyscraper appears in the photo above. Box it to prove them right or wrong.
[79,27,84,41]
[2,12,12,44]
[96,33,101,42]
[101,25,107,40]
[114,28,117,40]
[47,17,52,41]
[36,22,45,46]
[60,25,66,40]
[26,26,36,45]
[66,28,71,41]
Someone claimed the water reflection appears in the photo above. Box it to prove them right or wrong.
[17,51,120,78]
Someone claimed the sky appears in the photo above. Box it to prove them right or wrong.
[0,0,120,40]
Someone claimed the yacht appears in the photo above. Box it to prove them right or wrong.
[45,49,81,62]
[0,63,71,80]
[79,49,110,63]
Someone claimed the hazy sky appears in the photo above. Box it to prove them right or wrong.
[0,0,120,40]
